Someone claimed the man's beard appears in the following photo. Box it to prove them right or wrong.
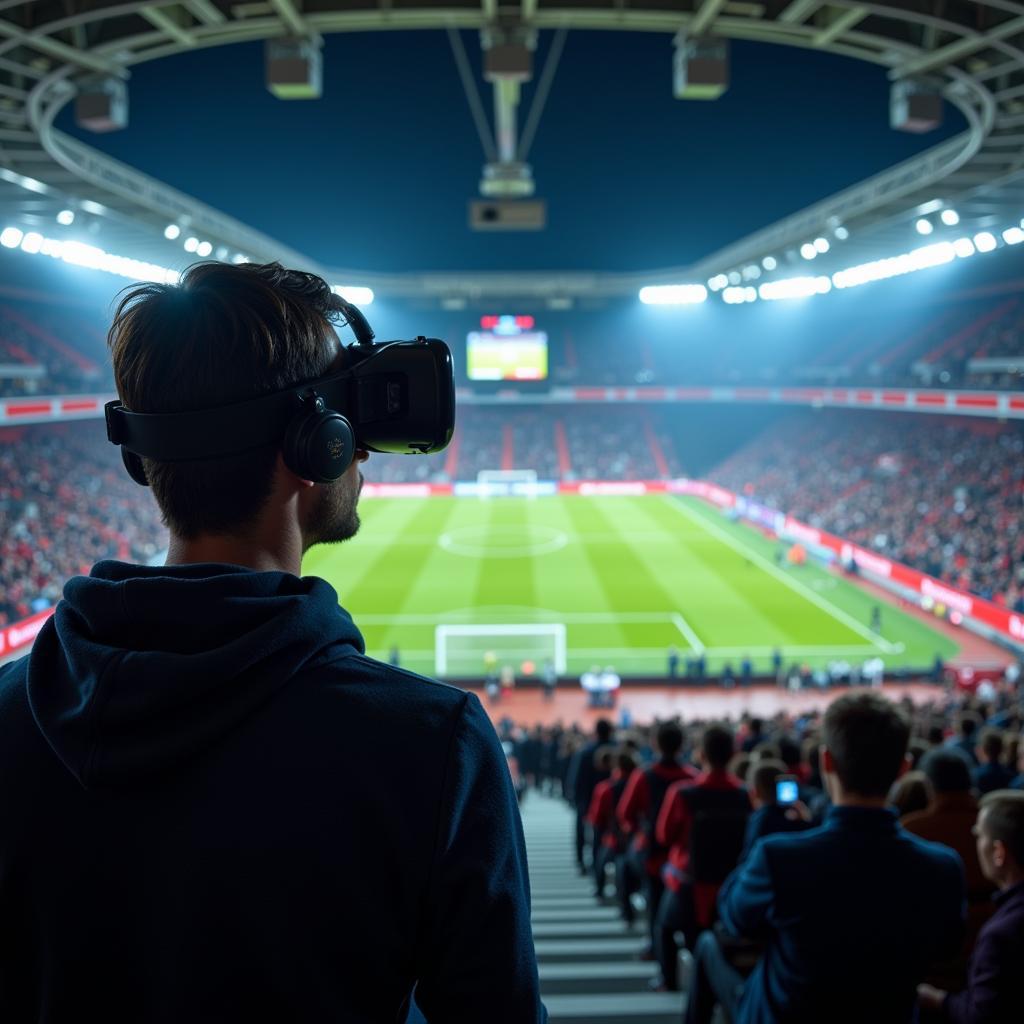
[304,471,362,550]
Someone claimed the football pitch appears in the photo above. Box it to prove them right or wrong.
[302,494,960,679]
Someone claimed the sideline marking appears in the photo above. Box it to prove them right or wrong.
[663,497,902,655]
[670,612,706,654]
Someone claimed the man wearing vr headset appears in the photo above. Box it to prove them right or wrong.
[0,262,546,1023]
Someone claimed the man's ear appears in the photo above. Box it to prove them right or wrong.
[276,449,316,488]
[896,753,912,780]
[820,745,834,776]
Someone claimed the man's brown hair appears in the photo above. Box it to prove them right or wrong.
[822,693,910,798]
[108,262,339,539]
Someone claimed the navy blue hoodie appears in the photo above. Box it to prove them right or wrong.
[0,560,545,1023]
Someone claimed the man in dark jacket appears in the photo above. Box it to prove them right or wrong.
[0,262,545,1023]
[567,717,614,870]
[919,790,1024,1022]
[685,693,965,1024]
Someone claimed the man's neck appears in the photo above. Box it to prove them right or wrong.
[832,794,890,809]
[165,532,301,577]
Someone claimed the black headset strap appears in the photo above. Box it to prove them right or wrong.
[105,370,353,462]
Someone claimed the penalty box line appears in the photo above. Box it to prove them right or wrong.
[664,497,901,655]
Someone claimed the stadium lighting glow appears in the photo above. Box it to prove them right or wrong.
[758,276,830,301]
[940,209,960,226]
[762,255,777,271]
[0,225,179,283]
[332,285,376,306]
[707,274,728,291]
[183,236,199,253]
[742,265,761,280]
[915,218,933,235]
[974,231,997,253]
[800,243,817,260]
[1002,227,1024,245]
[195,240,213,257]
[834,226,849,241]
[164,224,181,240]
[952,237,975,258]
[727,271,741,285]
[56,209,75,226]
[638,284,707,305]
[813,237,830,254]
[832,241,956,289]
[231,253,249,264]
[722,286,757,304]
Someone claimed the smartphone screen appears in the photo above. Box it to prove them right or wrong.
[776,777,799,805]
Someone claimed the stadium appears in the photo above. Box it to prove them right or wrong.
[2,2,1024,1022]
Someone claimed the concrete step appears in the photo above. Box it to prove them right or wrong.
[539,961,660,995]
[533,920,632,940]
[534,937,648,963]
[531,906,621,923]
[543,992,686,1024]
[532,897,608,911]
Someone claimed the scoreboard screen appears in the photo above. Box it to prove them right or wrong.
[467,315,547,382]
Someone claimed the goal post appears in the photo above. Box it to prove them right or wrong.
[435,623,567,677]
[477,469,540,499]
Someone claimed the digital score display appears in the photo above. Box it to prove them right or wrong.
[467,315,548,382]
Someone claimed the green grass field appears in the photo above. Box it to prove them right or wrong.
[301,494,960,678]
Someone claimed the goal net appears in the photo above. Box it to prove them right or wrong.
[477,469,540,499]
[435,623,567,678]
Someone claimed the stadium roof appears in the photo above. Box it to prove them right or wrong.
[1,1,1024,301]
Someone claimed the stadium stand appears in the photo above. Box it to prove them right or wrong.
[709,411,1024,608]
[0,422,166,627]
[507,681,1022,1019]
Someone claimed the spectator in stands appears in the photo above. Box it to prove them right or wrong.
[586,746,637,899]
[739,759,813,861]
[685,693,965,1024]
[890,770,934,819]
[918,791,1024,1022]
[950,712,983,767]
[654,724,749,991]
[973,729,1015,795]
[567,718,614,872]
[617,721,694,947]
[0,262,546,1022]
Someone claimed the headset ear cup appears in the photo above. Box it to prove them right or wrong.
[283,409,355,483]
[121,448,149,486]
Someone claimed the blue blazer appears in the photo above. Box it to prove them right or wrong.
[719,805,965,1024]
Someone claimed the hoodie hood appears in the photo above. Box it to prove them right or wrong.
[27,560,365,789]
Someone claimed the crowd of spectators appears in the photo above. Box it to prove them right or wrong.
[0,423,166,627]
[508,680,1024,1020]
[711,412,1024,608]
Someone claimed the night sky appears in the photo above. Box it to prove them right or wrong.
[57,31,965,273]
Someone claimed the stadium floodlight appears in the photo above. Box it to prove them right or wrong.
[722,286,757,304]
[834,226,849,241]
[742,265,761,280]
[915,218,933,235]
[56,209,75,226]
[215,246,229,261]
[1,226,23,248]
[196,241,213,257]
[707,274,728,291]
[20,231,43,254]
[762,255,777,271]
[231,253,249,264]
[1002,227,1024,245]
[800,243,817,260]
[727,270,741,285]
[758,276,830,301]
[813,237,830,254]
[832,241,956,289]
[183,236,199,253]
[332,285,375,306]
[974,231,997,253]
[164,224,181,240]
[638,284,707,305]
[952,237,975,258]
[941,209,960,226]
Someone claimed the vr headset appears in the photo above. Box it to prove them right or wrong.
[105,297,455,487]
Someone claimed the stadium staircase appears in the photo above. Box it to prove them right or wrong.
[522,794,686,1024]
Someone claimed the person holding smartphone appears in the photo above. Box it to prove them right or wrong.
[738,760,814,863]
